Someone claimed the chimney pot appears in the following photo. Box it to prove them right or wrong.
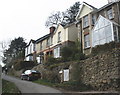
[49,26,56,34]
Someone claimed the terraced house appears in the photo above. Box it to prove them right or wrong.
[25,0,120,63]
[76,0,120,55]
[35,23,78,64]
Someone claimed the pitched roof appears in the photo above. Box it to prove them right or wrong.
[76,2,97,20]
[98,0,120,12]
[26,39,35,47]
[83,2,97,10]
[35,34,50,44]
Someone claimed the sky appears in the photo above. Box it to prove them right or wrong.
[0,0,108,66]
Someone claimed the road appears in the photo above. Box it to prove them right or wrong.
[2,74,120,95]
[2,74,63,94]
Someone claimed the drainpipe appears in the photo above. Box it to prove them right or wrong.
[76,20,83,54]
[116,1,120,42]
[116,1,120,24]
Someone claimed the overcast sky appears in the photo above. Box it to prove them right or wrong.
[0,0,108,66]
[0,0,108,43]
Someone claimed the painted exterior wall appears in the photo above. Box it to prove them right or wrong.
[76,1,120,55]
[52,25,65,47]
[68,24,78,42]
[25,40,35,61]
[25,42,34,56]
[78,5,93,19]
[35,43,40,54]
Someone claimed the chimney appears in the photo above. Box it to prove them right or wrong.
[49,26,56,34]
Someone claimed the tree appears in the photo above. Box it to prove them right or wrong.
[0,40,11,66]
[45,11,63,27]
[62,2,80,25]
[2,37,27,66]
[8,37,26,58]
[45,2,81,27]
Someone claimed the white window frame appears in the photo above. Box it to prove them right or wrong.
[83,15,89,28]
[107,8,113,19]
[84,34,90,48]
[54,47,61,58]
[92,14,96,25]
[58,32,61,42]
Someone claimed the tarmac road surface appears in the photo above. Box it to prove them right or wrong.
[2,74,62,94]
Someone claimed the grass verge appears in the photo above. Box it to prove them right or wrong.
[33,79,55,87]
[2,79,21,94]
[33,79,93,92]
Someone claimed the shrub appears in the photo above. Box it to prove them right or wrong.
[44,56,58,67]
[91,42,120,56]
[55,80,93,91]
[42,70,60,83]
[14,61,36,71]
[61,46,73,61]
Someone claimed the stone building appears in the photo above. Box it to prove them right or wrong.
[76,0,120,55]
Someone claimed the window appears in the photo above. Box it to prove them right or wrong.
[54,47,61,58]
[50,36,53,45]
[46,38,50,47]
[92,16,115,47]
[33,44,35,51]
[92,14,96,25]
[29,56,33,61]
[83,15,89,28]
[58,32,61,42]
[107,8,113,19]
[84,34,90,48]
[40,42,42,51]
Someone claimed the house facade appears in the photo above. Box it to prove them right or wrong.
[76,0,120,55]
[52,23,78,58]
[35,23,78,64]
[25,39,36,61]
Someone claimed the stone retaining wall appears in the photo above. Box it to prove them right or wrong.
[70,48,120,91]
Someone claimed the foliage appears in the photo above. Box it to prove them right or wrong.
[45,11,63,27]
[14,61,36,71]
[62,2,80,25]
[61,40,86,62]
[42,70,60,83]
[2,79,21,94]
[44,56,58,67]
[91,42,120,56]
[48,61,71,70]
[2,37,26,67]
[61,46,73,61]
[70,63,82,81]
[44,56,64,68]
[45,2,80,27]
[54,80,93,91]
[33,79,55,87]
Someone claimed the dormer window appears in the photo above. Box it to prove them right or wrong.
[83,15,89,28]
[107,8,113,19]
